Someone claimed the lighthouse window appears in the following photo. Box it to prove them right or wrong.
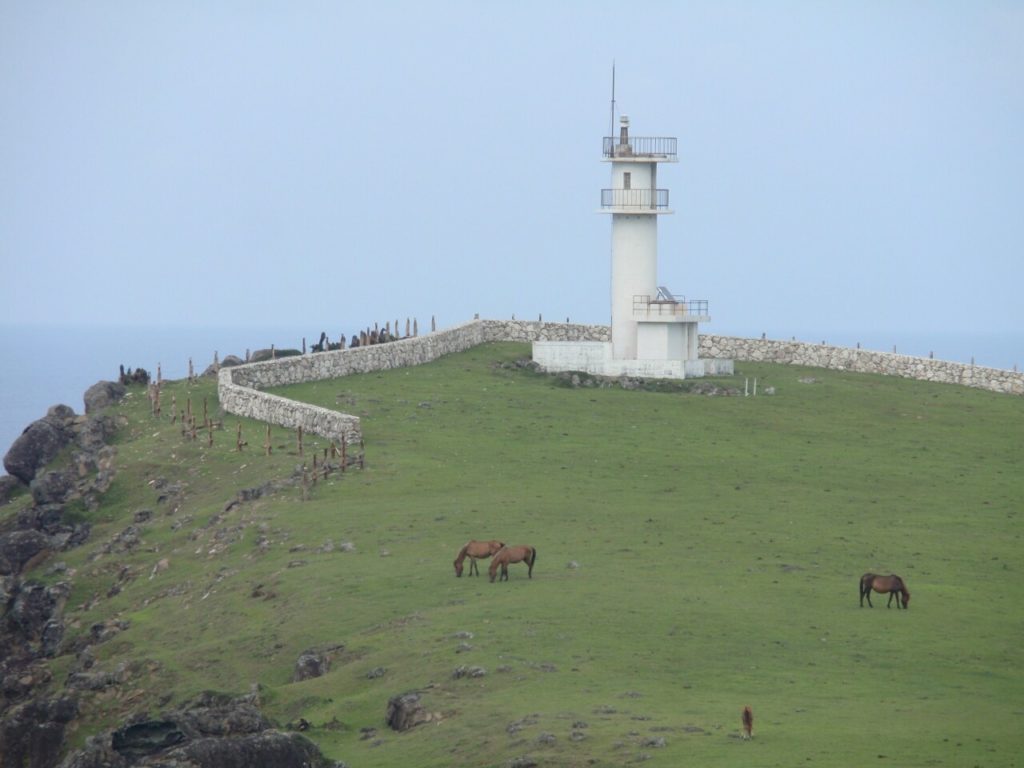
[623,172,631,190]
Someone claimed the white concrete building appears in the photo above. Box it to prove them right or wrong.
[533,115,732,379]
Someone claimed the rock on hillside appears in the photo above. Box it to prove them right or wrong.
[3,406,77,485]
[0,697,78,768]
[57,692,344,768]
[3,386,124,486]
[1,379,130,765]
[82,381,127,415]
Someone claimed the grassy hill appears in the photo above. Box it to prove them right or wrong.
[8,342,1023,767]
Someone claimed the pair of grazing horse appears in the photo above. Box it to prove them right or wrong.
[453,540,537,582]
[859,572,911,609]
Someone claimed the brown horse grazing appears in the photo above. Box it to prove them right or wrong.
[741,706,753,740]
[488,545,537,582]
[859,573,911,609]
[453,540,505,577]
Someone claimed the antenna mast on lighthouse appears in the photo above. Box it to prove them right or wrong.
[609,61,616,140]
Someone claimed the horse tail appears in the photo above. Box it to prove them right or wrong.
[529,547,537,567]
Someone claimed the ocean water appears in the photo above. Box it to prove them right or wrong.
[0,324,316,466]
[1,324,1020,475]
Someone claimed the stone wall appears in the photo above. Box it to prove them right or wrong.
[218,321,1021,446]
[217,319,608,444]
[699,334,1024,395]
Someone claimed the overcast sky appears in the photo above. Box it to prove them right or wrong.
[2,1,1022,341]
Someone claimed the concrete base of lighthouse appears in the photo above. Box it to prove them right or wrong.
[532,340,733,380]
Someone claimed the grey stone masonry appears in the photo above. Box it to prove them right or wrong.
[218,321,1021,447]
[217,320,608,445]
[699,335,1023,395]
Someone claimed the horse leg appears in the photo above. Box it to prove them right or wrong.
[859,577,872,607]
[860,580,872,607]
[468,558,478,577]
[500,563,509,582]
[887,591,895,608]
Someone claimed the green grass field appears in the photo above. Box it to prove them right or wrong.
[10,342,1023,767]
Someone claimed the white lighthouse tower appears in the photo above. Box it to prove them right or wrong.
[532,104,732,379]
[605,114,687,361]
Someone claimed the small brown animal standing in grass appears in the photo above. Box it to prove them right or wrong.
[453,540,505,577]
[741,706,753,739]
[488,545,537,582]
[859,572,911,609]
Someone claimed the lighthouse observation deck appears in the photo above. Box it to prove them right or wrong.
[601,188,669,210]
[633,293,710,323]
[602,136,677,160]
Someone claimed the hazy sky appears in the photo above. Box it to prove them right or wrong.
[2,1,1022,340]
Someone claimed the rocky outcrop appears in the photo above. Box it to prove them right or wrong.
[385,692,438,732]
[57,692,343,768]
[82,381,127,415]
[3,408,76,485]
[0,382,127,766]
[3,581,70,654]
[0,531,53,577]
[30,471,76,507]
[0,475,21,506]
[0,696,78,768]
[292,644,345,682]
[75,413,119,454]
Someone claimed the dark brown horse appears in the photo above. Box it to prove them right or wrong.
[741,706,753,740]
[859,573,910,609]
[488,545,537,582]
[453,539,505,577]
